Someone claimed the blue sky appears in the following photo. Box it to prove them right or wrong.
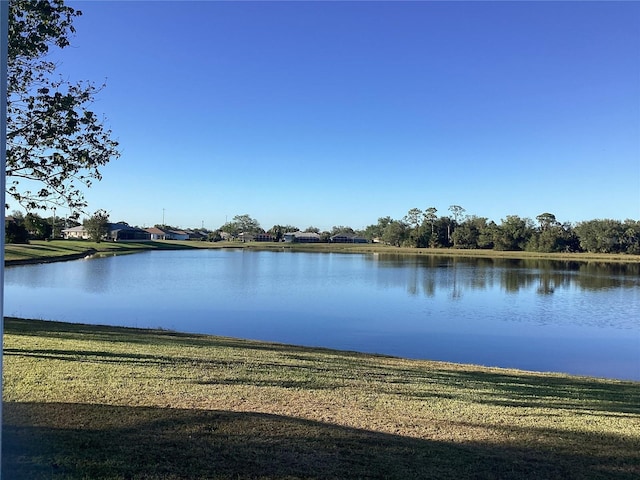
[18,0,639,231]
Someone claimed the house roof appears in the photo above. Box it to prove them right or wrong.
[145,227,166,235]
[62,226,87,232]
[286,231,320,238]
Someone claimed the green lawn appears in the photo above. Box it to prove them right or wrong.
[3,317,639,479]
[4,240,198,263]
[6,239,640,264]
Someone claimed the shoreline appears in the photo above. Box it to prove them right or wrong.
[6,316,639,384]
[6,239,640,265]
[4,316,639,479]
[4,248,97,266]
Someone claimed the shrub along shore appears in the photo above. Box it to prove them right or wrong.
[3,241,640,478]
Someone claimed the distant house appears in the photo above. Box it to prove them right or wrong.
[62,223,150,241]
[145,227,168,240]
[144,227,189,241]
[330,233,368,244]
[187,230,207,241]
[62,225,89,240]
[254,233,274,242]
[108,223,151,241]
[238,232,255,242]
[167,229,189,241]
[283,231,321,243]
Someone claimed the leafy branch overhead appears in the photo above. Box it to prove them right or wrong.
[7,0,119,219]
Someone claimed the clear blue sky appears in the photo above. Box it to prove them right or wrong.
[21,0,640,231]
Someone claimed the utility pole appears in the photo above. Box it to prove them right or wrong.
[52,206,56,239]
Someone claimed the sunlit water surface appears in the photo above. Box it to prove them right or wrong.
[5,250,639,380]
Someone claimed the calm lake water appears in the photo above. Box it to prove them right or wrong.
[4,249,640,380]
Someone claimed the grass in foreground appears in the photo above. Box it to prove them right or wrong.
[3,318,639,479]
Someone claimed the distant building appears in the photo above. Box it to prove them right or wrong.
[145,227,168,240]
[108,223,151,241]
[62,225,89,240]
[144,227,189,241]
[330,233,368,244]
[283,231,321,243]
[254,233,274,242]
[186,230,207,241]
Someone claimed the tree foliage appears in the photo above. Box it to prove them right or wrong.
[83,209,109,242]
[573,219,637,254]
[232,214,262,234]
[24,212,52,239]
[219,214,262,238]
[452,216,492,249]
[493,215,534,251]
[381,220,407,247]
[7,0,119,218]
[268,224,298,242]
[5,216,29,244]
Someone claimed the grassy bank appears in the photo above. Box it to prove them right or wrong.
[4,240,198,264]
[3,317,639,479]
[6,239,640,264]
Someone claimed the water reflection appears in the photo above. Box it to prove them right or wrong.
[369,254,639,297]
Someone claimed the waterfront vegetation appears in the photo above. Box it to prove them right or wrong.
[6,239,640,265]
[3,317,639,479]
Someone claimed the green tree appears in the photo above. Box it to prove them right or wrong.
[83,209,109,242]
[24,212,52,240]
[622,219,640,254]
[268,224,299,241]
[430,216,453,248]
[423,207,437,234]
[233,214,262,234]
[452,216,491,249]
[5,218,29,244]
[528,220,579,253]
[219,221,240,238]
[403,208,422,229]
[493,215,534,251]
[402,208,424,247]
[447,205,466,242]
[363,216,392,242]
[331,225,355,236]
[381,220,407,247]
[7,0,119,218]
[536,212,558,231]
[477,220,497,249]
[574,219,626,253]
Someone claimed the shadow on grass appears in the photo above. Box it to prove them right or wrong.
[4,401,638,480]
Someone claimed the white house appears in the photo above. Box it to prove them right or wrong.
[144,227,189,241]
[62,225,89,239]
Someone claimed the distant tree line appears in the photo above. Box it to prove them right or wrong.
[6,208,639,255]
[360,207,639,254]
[215,209,639,255]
